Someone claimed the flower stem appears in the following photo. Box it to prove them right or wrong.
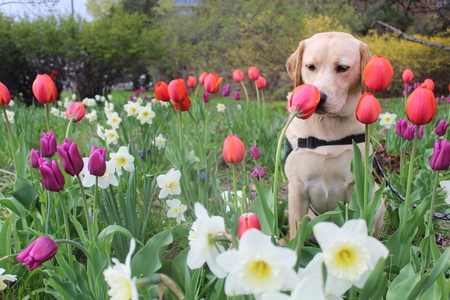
[45,190,51,234]
[402,125,419,225]
[231,163,239,210]
[57,192,73,269]
[240,81,250,107]
[45,103,51,132]
[76,175,93,241]
[2,106,17,172]
[363,124,370,219]
[65,118,73,139]
[255,81,260,108]
[427,171,439,236]
[204,100,210,145]
[55,239,92,261]
[273,113,296,236]
[93,176,99,237]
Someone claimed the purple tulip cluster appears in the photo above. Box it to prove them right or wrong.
[430,139,450,171]
[396,119,423,140]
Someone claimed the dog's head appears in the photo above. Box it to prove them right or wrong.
[286,32,371,116]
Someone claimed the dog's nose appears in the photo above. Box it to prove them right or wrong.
[319,91,327,105]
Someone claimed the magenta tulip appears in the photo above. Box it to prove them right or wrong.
[38,159,65,192]
[88,145,106,176]
[56,139,84,176]
[17,236,58,270]
[40,131,57,158]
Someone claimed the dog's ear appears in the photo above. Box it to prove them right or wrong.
[359,42,372,93]
[286,41,305,87]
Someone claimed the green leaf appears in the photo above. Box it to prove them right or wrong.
[0,213,14,269]
[12,175,38,210]
[359,258,388,300]
[387,263,420,300]
[14,131,30,177]
[0,197,26,217]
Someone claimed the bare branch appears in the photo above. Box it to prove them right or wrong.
[0,0,58,7]
[371,20,450,51]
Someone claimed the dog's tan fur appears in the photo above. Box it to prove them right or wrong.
[285,32,385,240]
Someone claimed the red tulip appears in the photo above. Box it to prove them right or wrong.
[154,82,171,102]
[223,135,245,164]
[168,79,188,103]
[174,97,191,111]
[65,102,85,122]
[286,84,320,119]
[363,55,394,93]
[248,66,260,81]
[199,72,208,84]
[0,82,11,107]
[256,76,266,89]
[238,213,261,239]
[423,78,435,91]
[32,74,58,104]
[355,92,381,124]
[187,76,197,88]
[204,73,222,94]
[232,69,245,83]
[406,85,436,125]
[402,69,414,83]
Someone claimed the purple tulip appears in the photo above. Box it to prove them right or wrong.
[38,158,65,192]
[222,86,231,97]
[430,139,450,171]
[202,92,210,103]
[396,118,408,137]
[56,139,84,176]
[234,91,241,100]
[435,119,449,136]
[252,166,266,179]
[40,131,57,158]
[17,236,58,270]
[403,124,416,140]
[30,149,41,169]
[418,125,424,139]
[250,146,262,160]
[88,145,106,176]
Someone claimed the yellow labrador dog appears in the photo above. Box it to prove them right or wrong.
[284,32,385,240]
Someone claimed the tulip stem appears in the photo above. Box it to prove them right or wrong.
[255,81,260,108]
[402,125,419,225]
[45,103,51,132]
[204,100,210,145]
[55,239,92,261]
[231,164,239,210]
[273,113,296,236]
[57,192,73,269]
[76,175,93,241]
[93,176,99,238]
[65,118,73,139]
[240,81,249,106]
[427,171,439,236]
[363,124,370,220]
[2,106,17,172]
[45,190,51,234]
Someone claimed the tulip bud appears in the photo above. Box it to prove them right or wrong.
[202,92,210,103]
[223,135,245,164]
[187,76,197,88]
[0,82,11,107]
[65,102,85,122]
[234,91,241,100]
[56,139,84,176]
[248,66,260,81]
[256,76,266,89]
[32,74,58,104]
[287,84,321,119]
[249,146,262,160]
[430,139,450,171]
[154,82,171,102]
[168,79,188,103]
[204,73,222,94]
[423,79,435,91]
[38,158,65,192]
[406,85,436,125]
[395,118,408,138]
[30,149,41,169]
[402,69,414,83]
[17,236,58,270]
[174,97,191,111]
[356,92,381,124]
[88,145,106,176]
[199,72,208,84]
[222,86,231,97]
[403,125,416,140]
[238,213,261,239]
[435,119,449,137]
[252,166,266,180]
[40,131,57,158]
[363,55,394,93]
[232,69,245,83]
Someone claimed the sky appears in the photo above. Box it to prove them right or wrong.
[0,0,92,21]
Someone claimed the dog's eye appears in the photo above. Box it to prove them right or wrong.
[306,65,316,71]
[336,65,349,73]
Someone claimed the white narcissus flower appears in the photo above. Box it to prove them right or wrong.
[379,112,397,129]
[313,219,388,297]
[8,99,15,107]
[97,124,106,140]
[217,103,226,112]
[104,238,138,300]
[82,97,96,107]
[156,168,181,198]
[153,134,167,150]
[136,104,155,125]
[104,128,119,145]
[110,146,135,175]
[3,110,14,123]
[0,268,17,291]
[124,101,141,117]
[187,202,227,278]
[160,101,170,107]
[166,199,187,224]
[216,228,298,296]
[104,101,115,115]
[81,158,119,189]
[439,180,450,204]
[50,107,61,117]
[106,111,122,129]
[85,110,97,122]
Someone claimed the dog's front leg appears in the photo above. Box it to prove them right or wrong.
[288,181,310,241]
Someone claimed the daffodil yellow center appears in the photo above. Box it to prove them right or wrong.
[251,261,270,277]
[384,117,391,122]
[337,248,354,266]
[165,180,175,189]
[117,157,127,166]
[142,112,149,117]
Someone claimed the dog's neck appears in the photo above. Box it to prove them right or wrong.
[286,113,365,142]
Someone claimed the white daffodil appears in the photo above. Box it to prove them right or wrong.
[124,101,141,117]
[110,146,135,175]
[156,168,181,198]
[286,91,292,100]
[8,99,15,107]
[221,190,247,212]
[187,202,227,278]
[136,105,156,125]
[106,111,122,129]
[100,95,107,102]
[104,101,115,115]
[153,134,167,150]
[237,104,242,110]
[95,95,101,101]
[104,239,138,300]
[216,229,298,296]
[57,100,63,107]
[0,268,17,291]
[85,110,98,123]
[107,95,113,101]
[50,107,61,117]
[160,101,170,107]
[4,110,14,123]
[217,103,226,112]
[63,98,72,108]
[71,93,77,101]
[81,158,119,189]
[136,97,144,105]
[166,199,187,224]
[151,98,158,105]
[313,219,388,297]
[104,128,119,145]
[97,124,106,140]
[379,112,397,129]
[82,97,96,107]
[440,180,450,204]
